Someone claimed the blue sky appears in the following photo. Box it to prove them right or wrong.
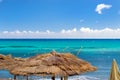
[0,0,120,38]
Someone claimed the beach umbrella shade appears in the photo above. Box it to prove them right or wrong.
[0,54,26,70]
[110,59,120,80]
[10,51,97,80]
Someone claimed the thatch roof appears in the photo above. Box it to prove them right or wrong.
[110,59,120,80]
[0,54,26,70]
[10,51,97,77]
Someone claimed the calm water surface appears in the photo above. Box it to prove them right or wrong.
[0,39,120,80]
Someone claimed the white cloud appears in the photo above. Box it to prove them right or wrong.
[1,27,120,38]
[28,30,34,34]
[46,30,50,33]
[15,30,21,34]
[95,3,112,14]
[73,28,77,32]
[23,31,28,34]
[3,31,9,34]
[80,27,93,32]
[61,29,66,34]
[61,28,77,34]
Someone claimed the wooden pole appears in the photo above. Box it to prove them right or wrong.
[14,75,16,80]
[64,76,68,80]
[60,77,63,80]
[26,76,28,80]
[51,76,55,80]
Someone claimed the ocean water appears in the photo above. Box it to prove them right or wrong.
[0,39,120,80]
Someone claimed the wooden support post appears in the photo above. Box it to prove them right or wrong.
[51,76,55,80]
[64,76,68,80]
[60,77,63,80]
[14,75,16,80]
[26,76,28,80]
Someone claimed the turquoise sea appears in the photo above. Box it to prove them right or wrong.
[0,39,120,80]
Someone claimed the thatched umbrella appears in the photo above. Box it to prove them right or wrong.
[0,54,26,70]
[0,54,27,80]
[110,59,120,80]
[10,51,97,80]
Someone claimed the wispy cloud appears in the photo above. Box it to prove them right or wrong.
[95,3,112,14]
[2,30,54,34]
[61,28,77,34]
[1,27,120,38]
